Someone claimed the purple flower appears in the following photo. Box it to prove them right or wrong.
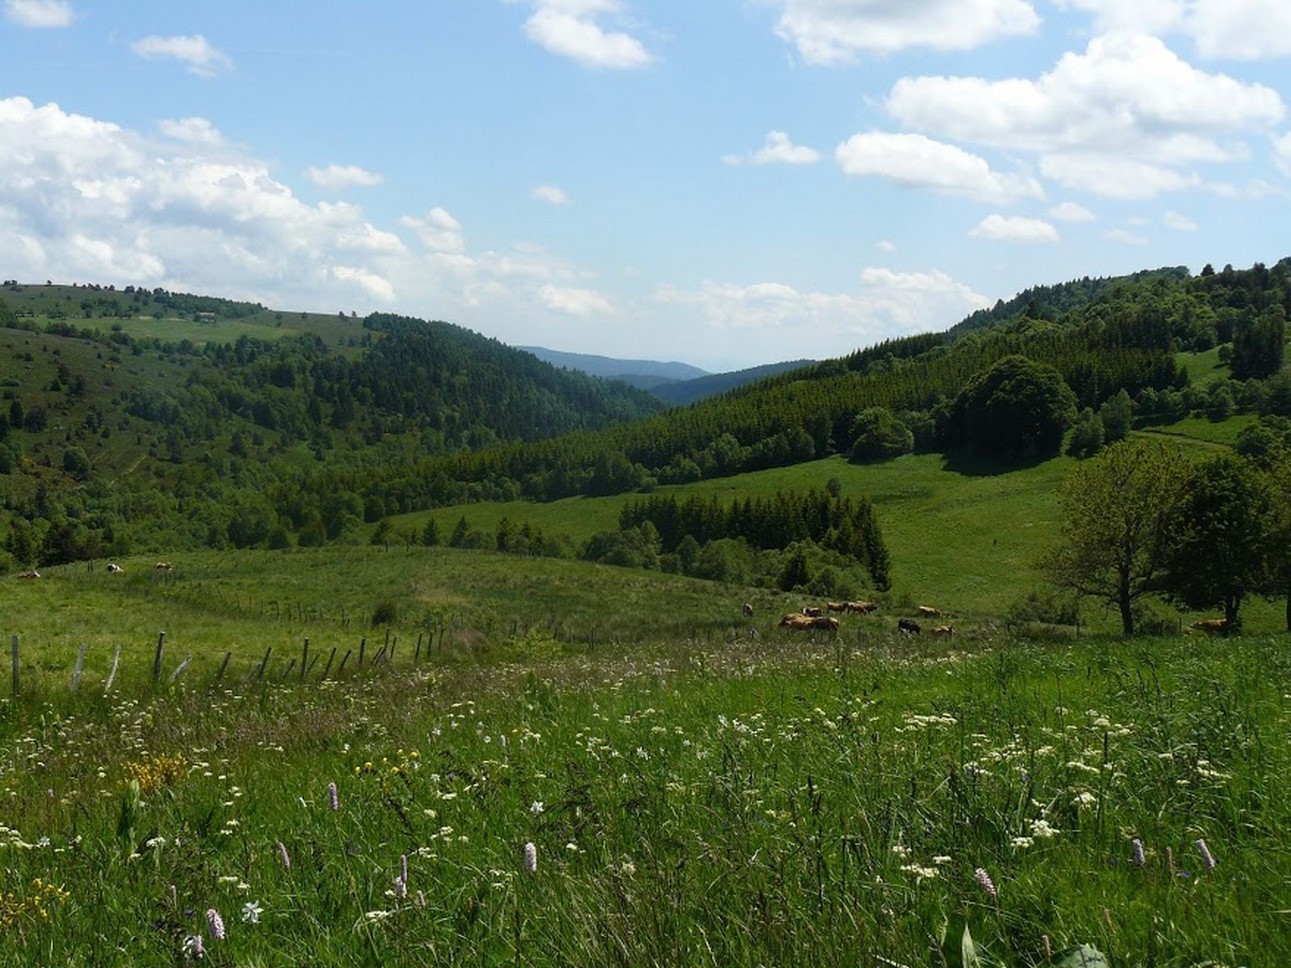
[1196,838,1216,872]
[1132,838,1145,867]
[524,841,538,875]
[205,908,225,941]
[974,867,997,901]
[328,781,339,812]
[400,854,408,885]
[277,840,291,870]
[182,934,205,960]
[393,876,407,900]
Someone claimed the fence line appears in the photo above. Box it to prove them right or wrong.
[5,628,421,700]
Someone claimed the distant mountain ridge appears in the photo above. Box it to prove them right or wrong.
[520,346,708,388]
[521,346,816,404]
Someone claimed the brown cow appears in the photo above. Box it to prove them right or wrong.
[930,625,954,637]
[155,562,174,572]
[847,601,878,614]
[1191,618,1229,634]
[898,618,921,635]
[802,606,823,618]
[917,605,942,618]
[826,601,849,613]
[15,570,40,579]
[742,602,754,618]
[779,613,814,630]
[780,613,838,632]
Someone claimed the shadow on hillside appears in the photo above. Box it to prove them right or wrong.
[939,450,1055,477]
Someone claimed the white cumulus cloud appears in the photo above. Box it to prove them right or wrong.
[1104,227,1150,245]
[886,34,1284,198]
[835,131,1043,204]
[1163,210,1198,231]
[1048,201,1096,222]
[159,117,224,146]
[655,268,990,344]
[1189,0,1291,60]
[401,207,465,253]
[532,184,570,204]
[969,214,1060,243]
[5,0,73,27]
[537,284,615,316]
[767,0,1040,64]
[305,164,384,192]
[723,131,821,166]
[131,34,233,77]
[1276,132,1291,175]
[523,0,653,69]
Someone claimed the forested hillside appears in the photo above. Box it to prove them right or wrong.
[0,283,662,562]
[0,260,1288,573]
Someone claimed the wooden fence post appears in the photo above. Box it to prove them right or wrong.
[11,635,18,698]
[215,651,232,682]
[70,643,88,692]
[254,646,272,682]
[338,649,352,675]
[152,631,166,684]
[300,639,309,682]
[168,656,192,683]
[104,645,122,693]
[320,647,336,679]
[358,637,366,667]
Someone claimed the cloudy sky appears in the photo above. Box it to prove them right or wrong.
[3,1,1289,370]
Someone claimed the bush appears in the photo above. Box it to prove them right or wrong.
[370,599,400,627]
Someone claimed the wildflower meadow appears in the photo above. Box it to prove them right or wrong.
[0,612,1287,966]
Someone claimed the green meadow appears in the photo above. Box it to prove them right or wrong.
[0,553,1287,965]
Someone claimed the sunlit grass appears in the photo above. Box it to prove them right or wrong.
[0,625,1286,965]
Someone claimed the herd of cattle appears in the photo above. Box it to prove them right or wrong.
[763,600,955,636]
[12,561,174,579]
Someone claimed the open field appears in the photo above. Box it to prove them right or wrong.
[389,430,1285,634]
[0,568,1287,965]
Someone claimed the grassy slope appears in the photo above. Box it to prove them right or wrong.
[393,420,1266,630]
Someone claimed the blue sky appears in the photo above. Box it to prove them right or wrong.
[3,0,1289,371]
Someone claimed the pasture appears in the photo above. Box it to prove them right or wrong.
[390,441,1284,633]
[1,549,1289,964]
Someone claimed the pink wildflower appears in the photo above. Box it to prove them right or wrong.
[974,867,997,901]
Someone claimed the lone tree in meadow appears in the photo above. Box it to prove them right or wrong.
[946,354,1077,459]
[848,406,913,461]
[1160,452,1273,631]
[1042,439,1188,635]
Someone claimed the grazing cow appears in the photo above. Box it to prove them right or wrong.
[802,606,823,618]
[826,601,849,613]
[898,618,921,635]
[781,613,839,632]
[916,605,942,618]
[155,562,174,572]
[1191,618,1229,634]
[106,563,123,574]
[15,570,40,579]
[930,624,954,637]
[742,602,754,618]
[847,601,878,614]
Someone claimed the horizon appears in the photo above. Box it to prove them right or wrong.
[2,1,1289,371]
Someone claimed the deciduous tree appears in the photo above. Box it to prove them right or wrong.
[1042,440,1188,635]
[1161,453,1273,630]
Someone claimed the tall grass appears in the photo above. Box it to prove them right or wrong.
[0,622,1286,965]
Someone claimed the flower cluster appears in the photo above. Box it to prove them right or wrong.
[123,754,188,794]
[0,878,70,929]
